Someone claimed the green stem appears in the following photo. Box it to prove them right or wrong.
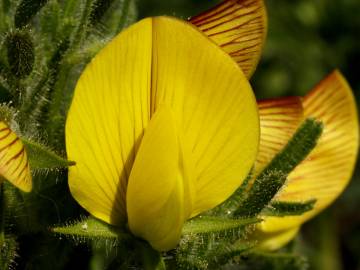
[137,241,166,270]
[312,212,342,270]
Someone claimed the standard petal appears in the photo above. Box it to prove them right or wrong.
[151,17,259,217]
[190,0,267,78]
[67,16,259,228]
[66,19,153,224]
[0,122,32,192]
[127,106,185,251]
[260,70,359,233]
[255,97,304,176]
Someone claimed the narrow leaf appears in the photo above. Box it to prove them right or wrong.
[22,138,75,169]
[51,216,129,241]
[262,199,316,217]
[234,118,323,217]
[182,216,259,235]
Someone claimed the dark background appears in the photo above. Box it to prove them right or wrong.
[137,1,360,269]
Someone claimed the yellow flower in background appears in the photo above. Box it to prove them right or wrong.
[0,121,32,192]
[254,71,359,250]
[189,0,267,79]
[191,0,359,249]
[65,16,259,251]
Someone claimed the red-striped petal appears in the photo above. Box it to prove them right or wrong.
[0,121,32,192]
[255,97,304,176]
[260,70,359,233]
[190,0,267,78]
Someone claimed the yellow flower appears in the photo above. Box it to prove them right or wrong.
[0,121,32,192]
[65,16,259,251]
[254,71,359,250]
[190,0,358,249]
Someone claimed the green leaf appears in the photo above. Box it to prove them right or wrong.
[182,216,260,235]
[209,172,253,216]
[51,216,130,242]
[234,118,323,217]
[262,199,317,217]
[22,138,75,169]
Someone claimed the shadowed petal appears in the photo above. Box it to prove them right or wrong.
[66,19,153,224]
[254,227,300,251]
[190,0,267,78]
[127,106,186,251]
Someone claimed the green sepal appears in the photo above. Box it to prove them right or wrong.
[234,118,323,217]
[14,0,49,28]
[262,199,317,217]
[51,216,130,242]
[182,216,260,235]
[21,138,75,169]
[5,30,35,78]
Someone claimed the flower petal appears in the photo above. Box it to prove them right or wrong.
[190,0,267,78]
[254,227,300,251]
[151,17,259,216]
[255,97,304,176]
[0,121,32,192]
[66,18,153,224]
[260,70,359,233]
[66,16,259,228]
[126,106,185,251]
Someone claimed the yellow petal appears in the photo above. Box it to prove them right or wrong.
[151,17,259,216]
[66,16,259,230]
[260,70,359,233]
[66,18,153,224]
[254,227,300,251]
[126,106,186,251]
[190,0,267,78]
[255,97,304,176]
[0,121,32,192]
